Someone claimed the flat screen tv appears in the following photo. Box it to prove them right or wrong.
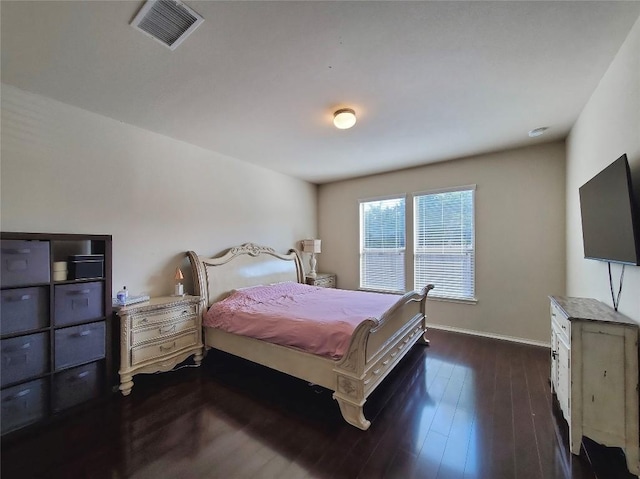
[579,154,640,266]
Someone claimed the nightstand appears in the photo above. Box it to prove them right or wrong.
[115,295,203,396]
[305,273,337,288]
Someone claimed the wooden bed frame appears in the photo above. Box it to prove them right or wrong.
[187,243,434,430]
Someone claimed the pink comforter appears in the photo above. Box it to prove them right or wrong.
[203,282,400,359]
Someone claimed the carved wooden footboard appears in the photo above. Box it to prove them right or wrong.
[187,243,434,431]
[333,285,434,430]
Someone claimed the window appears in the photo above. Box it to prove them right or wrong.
[414,186,475,301]
[359,197,406,293]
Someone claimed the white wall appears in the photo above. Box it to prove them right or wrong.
[1,85,317,297]
[566,17,640,322]
[318,142,566,344]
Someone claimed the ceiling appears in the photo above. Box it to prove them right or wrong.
[2,1,640,184]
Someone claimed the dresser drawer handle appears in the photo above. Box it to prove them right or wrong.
[68,289,91,295]
[3,248,31,254]
[382,359,390,366]
[68,371,90,382]
[159,342,176,352]
[6,342,31,352]
[160,325,176,334]
[3,388,31,402]
[5,294,32,302]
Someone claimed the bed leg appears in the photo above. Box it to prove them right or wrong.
[418,333,430,346]
[333,395,371,430]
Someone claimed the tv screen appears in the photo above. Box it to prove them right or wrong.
[579,154,640,265]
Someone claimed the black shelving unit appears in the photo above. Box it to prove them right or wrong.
[1,232,113,437]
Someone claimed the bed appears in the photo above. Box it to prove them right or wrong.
[187,243,434,430]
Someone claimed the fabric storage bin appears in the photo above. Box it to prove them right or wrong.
[1,240,50,288]
[54,321,105,370]
[1,332,48,387]
[54,281,103,326]
[1,378,47,434]
[0,287,49,336]
[53,361,101,412]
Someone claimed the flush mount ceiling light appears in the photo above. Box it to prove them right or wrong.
[528,127,549,138]
[333,108,357,129]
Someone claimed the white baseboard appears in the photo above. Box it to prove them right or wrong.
[428,323,551,349]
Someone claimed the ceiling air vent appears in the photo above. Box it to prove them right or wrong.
[131,0,204,50]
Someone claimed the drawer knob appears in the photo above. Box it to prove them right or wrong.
[551,350,558,360]
[382,359,390,366]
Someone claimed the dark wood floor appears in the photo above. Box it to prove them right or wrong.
[1,329,635,479]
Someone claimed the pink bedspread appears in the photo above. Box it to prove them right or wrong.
[203,282,400,359]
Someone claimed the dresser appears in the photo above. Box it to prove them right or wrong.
[115,296,203,396]
[549,296,639,476]
[305,273,336,288]
[1,232,112,436]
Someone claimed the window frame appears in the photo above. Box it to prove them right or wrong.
[358,194,407,294]
[412,184,477,303]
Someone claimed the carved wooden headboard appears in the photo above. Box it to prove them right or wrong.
[187,243,304,308]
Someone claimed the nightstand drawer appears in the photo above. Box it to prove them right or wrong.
[131,330,198,366]
[131,316,197,346]
[306,273,336,288]
[130,304,197,329]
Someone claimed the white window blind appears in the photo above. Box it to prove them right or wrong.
[414,187,475,301]
[359,197,406,293]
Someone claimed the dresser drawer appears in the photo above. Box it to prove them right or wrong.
[130,304,197,329]
[551,303,570,342]
[1,286,49,336]
[1,378,47,434]
[131,331,198,366]
[131,316,197,346]
[1,332,48,387]
[54,321,105,371]
[1,240,50,288]
[53,361,101,412]
[54,282,104,326]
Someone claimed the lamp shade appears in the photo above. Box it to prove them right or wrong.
[301,239,322,254]
[174,267,184,281]
[333,108,356,129]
